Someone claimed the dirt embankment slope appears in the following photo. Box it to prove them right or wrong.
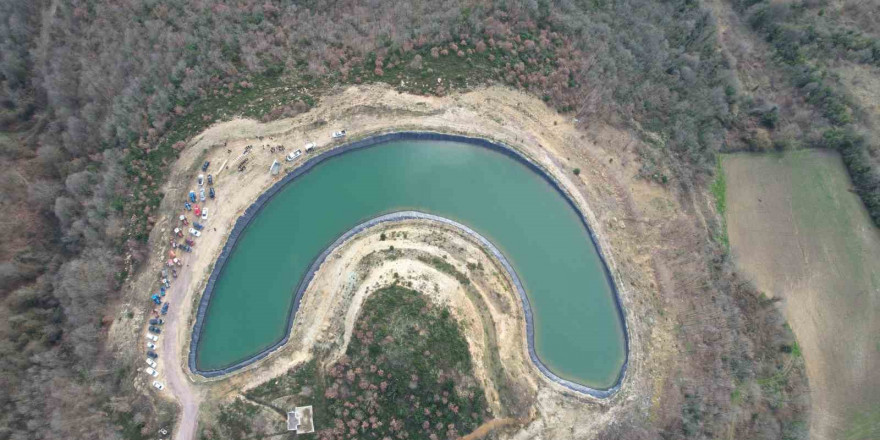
[725,150,880,440]
[108,84,730,439]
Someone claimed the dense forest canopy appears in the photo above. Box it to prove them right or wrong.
[1,0,875,438]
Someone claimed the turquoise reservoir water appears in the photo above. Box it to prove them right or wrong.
[195,139,625,387]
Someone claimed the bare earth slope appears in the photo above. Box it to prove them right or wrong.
[725,150,880,440]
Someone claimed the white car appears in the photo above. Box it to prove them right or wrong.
[146,358,157,368]
[285,149,302,161]
[145,367,159,377]
[197,174,204,186]
[304,142,316,152]
[199,188,206,201]
[146,334,158,342]
[189,228,201,237]
[201,208,208,220]
[147,342,156,350]
[331,130,346,139]
[152,381,165,391]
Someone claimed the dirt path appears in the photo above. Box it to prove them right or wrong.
[162,261,201,440]
[459,418,525,440]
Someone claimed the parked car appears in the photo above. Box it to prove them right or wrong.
[189,228,201,237]
[153,381,165,391]
[285,149,302,161]
[305,142,316,153]
[194,205,201,216]
[201,161,210,171]
[146,334,158,342]
[185,239,194,246]
[209,187,215,199]
[332,130,346,138]
[180,244,192,252]
[161,303,169,315]
[199,188,206,201]
[193,222,204,230]
[145,367,159,377]
[189,191,196,203]
[147,350,158,358]
[148,326,161,334]
[146,358,157,368]
[171,268,178,278]
[147,342,156,350]
[149,318,164,326]
[184,202,192,211]
[201,208,208,220]
[172,228,183,237]
[197,174,204,185]
[207,174,213,185]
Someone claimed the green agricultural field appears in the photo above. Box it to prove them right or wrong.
[723,150,880,440]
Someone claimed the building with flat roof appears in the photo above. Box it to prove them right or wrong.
[287,406,314,433]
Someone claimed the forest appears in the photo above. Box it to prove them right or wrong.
[0,0,875,439]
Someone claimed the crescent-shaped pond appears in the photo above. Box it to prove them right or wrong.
[191,134,627,391]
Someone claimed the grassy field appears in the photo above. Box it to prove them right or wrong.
[723,150,880,440]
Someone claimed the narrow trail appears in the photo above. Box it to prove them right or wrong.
[459,418,525,440]
[161,253,202,440]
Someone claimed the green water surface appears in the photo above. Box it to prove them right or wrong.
[196,139,625,387]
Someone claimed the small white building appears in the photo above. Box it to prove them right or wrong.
[287,406,314,433]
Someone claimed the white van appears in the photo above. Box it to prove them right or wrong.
[285,149,302,161]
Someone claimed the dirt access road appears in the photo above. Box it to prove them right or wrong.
[162,260,200,440]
